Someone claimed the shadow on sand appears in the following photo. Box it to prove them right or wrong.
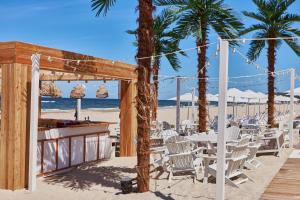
[43,163,136,191]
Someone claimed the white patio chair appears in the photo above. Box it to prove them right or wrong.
[245,143,262,169]
[226,126,240,143]
[161,129,179,142]
[168,152,201,182]
[203,143,253,188]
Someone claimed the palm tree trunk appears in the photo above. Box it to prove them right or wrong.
[136,0,153,193]
[267,40,276,127]
[197,27,208,133]
[151,60,159,121]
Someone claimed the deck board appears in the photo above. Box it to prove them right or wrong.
[261,145,300,200]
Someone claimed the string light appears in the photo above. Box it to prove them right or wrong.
[76,60,81,65]
[197,46,201,54]
[48,56,53,62]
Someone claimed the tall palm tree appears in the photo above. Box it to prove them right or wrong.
[127,9,186,121]
[241,0,300,127]
[91,0,153,192]
[155,0,243,132]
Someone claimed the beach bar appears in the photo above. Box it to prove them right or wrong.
[0,41,138,190]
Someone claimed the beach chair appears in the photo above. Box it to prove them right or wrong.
[161,129,179,142]
[226,126,240,143]
[168,152,201,182]
[245,143,262,169]
[203,143,253,187]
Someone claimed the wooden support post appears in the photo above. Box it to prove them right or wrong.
[216,40,229,200]
[120,80,137,156]
[28,54,40,191]
[289,68,295,148]
[0,63,32,190]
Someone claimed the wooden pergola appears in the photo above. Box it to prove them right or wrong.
[0,41,138,190]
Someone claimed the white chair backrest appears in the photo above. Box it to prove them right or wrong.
[169,153,194,171]
[166,140,193,155]
[226,144,248,176]
[161,130,178,141]
[226,126,240,141]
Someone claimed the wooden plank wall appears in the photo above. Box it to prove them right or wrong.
[119,80,137,156]
[0,63,31,190]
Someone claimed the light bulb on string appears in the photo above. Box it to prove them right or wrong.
[232,48,236,53]
[206,61,210,67]
[197,46,201,54]
[242,38,246,44]
[77,60,81,65]
[256,64,260,70]
[47,56,53,62]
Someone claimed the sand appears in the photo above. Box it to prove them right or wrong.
[0,149,291,200]
[0,104,297,200]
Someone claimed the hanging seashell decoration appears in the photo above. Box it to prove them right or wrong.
[96,84,109,99]
[70,84,86,99]
[40,82,62,98]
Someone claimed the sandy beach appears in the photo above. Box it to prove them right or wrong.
[0,149,291,200]
[0,104,296,200]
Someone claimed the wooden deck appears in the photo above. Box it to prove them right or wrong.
[261,146,300,200]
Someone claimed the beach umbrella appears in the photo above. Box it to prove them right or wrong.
[169,92,198,102]
[96,85,109,98]
[40,82,62,98]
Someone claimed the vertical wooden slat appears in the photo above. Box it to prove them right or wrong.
[68,137,72,167]
[83,135,86,162]
[41,141,44,173]
[97,134,100,160]
[55,139,59,170]
[119,80,137,156]
[0,63,31,190]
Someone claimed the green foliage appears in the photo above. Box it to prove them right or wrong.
[91,0,117,16]
[241,0,300,61]
[127,9,186,71]
[154,0,244,46]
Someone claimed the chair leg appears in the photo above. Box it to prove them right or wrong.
[225,177,239,188]
[168,171,173,183]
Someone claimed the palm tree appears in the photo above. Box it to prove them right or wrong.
[91,0,153,192]
[241,0,300,127]
[155,0,243,132]
[127,9,186,121]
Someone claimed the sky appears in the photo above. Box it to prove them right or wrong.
[1,0,300,99]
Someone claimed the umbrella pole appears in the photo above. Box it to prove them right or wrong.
[76,98,81,121]
[192,88,195,123]
[176,77,181,132]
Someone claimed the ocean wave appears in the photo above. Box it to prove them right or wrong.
[42,100,56,103]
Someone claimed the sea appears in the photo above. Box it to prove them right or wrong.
[41,97,218,111]
[41,97,177,111]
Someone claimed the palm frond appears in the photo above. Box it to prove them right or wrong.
[242,11,266,23]
[240,24,267,36]
[246,33,266,61]
[280,31,300,56]
[91,0,117,16]
[154,0,188,7]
